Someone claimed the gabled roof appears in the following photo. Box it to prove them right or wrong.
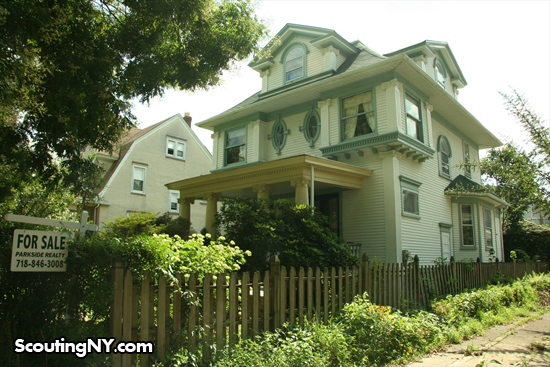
[97,114,212,197]
[385,40,467,88]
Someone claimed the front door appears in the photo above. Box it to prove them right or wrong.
[314,193,340,235]
[440,227,451,261]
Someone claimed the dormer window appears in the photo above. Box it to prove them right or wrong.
[434,58,447,88]
[283,44,307,83]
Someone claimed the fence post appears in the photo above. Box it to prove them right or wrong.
[413,255,423,308]
[270,256,281,331]
[361,254,369,296]
[111,260,124,367]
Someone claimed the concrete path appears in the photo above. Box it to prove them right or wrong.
[407,311,550,367]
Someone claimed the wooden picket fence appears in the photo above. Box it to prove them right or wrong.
[110,256,548,366]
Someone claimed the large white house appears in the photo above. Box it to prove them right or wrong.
[167,24,507,264]
[86,113,212,229]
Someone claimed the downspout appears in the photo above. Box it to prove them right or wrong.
[310,165,315,210]
[477,203,483,262]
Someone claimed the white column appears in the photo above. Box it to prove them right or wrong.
[260,69,270,94]
[317,99,332,147]
[211,132,220,170]
[253,184,271,200]
[380,151,402,263]
[381,79,403,133]
[250,120,266,163]
[178,197,195,222]
[291,179,310,205]
[204,193,221,235]
[425,103,434,148]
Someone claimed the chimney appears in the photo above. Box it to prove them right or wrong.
[183,112,192,127]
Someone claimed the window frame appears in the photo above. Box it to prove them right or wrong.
[169,190,180,213]
[438,135,452,179]
[300,109,321,147]
[166,137,186,160]
[405,93,423,142]
[282,43,308,84]
[400,175,422,219]
[132,164,147,194]
[463,142,472,178]
[224,126,247,166]
[460,204,476,248]
[340,89,376,140]
[269,117,289,155]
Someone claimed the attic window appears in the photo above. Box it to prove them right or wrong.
[434,58,447,88]
[285,46,305,82]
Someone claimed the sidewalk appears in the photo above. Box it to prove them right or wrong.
[407,311,550,367]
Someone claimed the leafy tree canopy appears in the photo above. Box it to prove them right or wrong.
[0,0,266,202]
[481,89,550,227]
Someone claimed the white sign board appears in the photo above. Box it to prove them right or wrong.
[11,230,69,272]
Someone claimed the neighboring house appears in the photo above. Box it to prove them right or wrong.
[166,24,507,264]
[85,113,212,230]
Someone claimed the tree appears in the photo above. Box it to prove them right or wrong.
[0,0,266,202]
[481,89,550,227]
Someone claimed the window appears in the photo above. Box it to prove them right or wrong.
[169,190,180,212]
[484,208,493,248]
[132,165,146,194]
[461,204,475,247]
[269,118,289,154]
[166,138,186,159]
[342,91,375,139]
[405,94,422,141]
[400,176,422,218]
[438,135,452,178]
[301,110,321,147]
[285,46,305,82]
[434,58,447,88]
[463,142,471,178]
[225,127,246,165]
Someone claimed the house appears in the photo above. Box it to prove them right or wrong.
[166,24,507,264]
[86,113,212,230]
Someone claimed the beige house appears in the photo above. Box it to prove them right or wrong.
[87,113,212,229]
[167,24,507,264]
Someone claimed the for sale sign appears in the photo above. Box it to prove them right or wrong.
[11,229,69,272]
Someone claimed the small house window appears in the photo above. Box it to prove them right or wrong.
[169,190,180,212]
[405,94,422,142]
[167,138,186,159]
[400,175,422,218]
[132,165,147,194]
[484,207,493,248]
[269,118,289,155]
[342,91,375,139]
[225,127,246,165]
[463,142,472,178]
[434,58,447,88]
[300,110,320,147]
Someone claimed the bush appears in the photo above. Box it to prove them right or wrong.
[504,221,550,261]
[214,197,358,272]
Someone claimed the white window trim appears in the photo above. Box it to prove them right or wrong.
[484,207,493,249]
[460,204,476,248]
[166,137,186,160]
[438,135,452,179]
[400,175,422,219]
[132,164,147,194]
[169,190,180,213]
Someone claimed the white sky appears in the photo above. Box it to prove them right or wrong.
[132,0,550,154]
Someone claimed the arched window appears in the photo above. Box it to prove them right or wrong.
[300,110,320,147]
[434,58,447,88]
[438,135,452,178]
[283,44,307,83]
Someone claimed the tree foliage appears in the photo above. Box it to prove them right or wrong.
[214,197,359,272]
[0,0,265,202]
[481,89,550,227]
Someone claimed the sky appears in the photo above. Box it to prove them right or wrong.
[131,0,550,154]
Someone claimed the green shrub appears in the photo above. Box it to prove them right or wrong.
[215,197,358,272]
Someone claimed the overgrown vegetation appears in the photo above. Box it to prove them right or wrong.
[214,197,359,272]
[160,273,550,367]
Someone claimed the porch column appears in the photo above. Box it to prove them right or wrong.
[380,151,402,263]
[381,79,403,133]
[250,120,267,162]
[291,179,310,205]
[211,132,220,170]
[178,197,195,222]
[204,193,221,235]
[317,99,332,147]
[253,184,271,200]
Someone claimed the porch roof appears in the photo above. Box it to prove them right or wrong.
[166,155,372,199]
